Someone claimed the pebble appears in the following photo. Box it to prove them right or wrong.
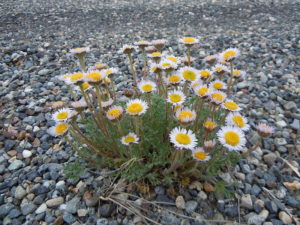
[46,197,64,208]
[36,203,47,214]
[185,200,198,214]
[22,150,32,158]
[21,203,37,215]
[278,211,293,224]
[65,196,81,214]
[241,194,253,209]
[14,186,27,199]
[8,160,24,171]
[175,196,185,209]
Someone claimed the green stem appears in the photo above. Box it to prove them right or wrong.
[187,47,191,66]
[78,56,87,72]
[226,61,234,95]
[128,53,138,87]
[68,85,77,101]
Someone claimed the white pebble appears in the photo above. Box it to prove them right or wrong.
[22,150,32,158]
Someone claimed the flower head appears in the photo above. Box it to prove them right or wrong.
[121,132,139,146]
[119,44,136,54]
[165,55,181,64]
[126,99,148,116]
[148,52,162,60]
[212,64,229,75]
[70,47,90,56]
[151,39,167,49]
[203,120,218,132]
[104,68,118,76]
[159,59,178,71]
[203,55,218,65]
[134,40,150,48]
[57,74,72,83]
[66,72,85,85]
[220,48,240,62]
[209,80,227,90]
[222,99,241,111]
[192,147,211,162]
[101,98,114,109]
[190,80,203,89]
[94,63,108,70]
[106,106,123,121]
[179,37,199,45]
[199,69,213,80]
[256,123,274,137]
[149,63,160,74]
[175,107,196,125]
[178,66,199,82]
[170,127,197,150]
[167,90,186,105]
[164,74,182,86]
[217,126,246,151]
[226,113,249,131]
[138,80,157,93]
[182,56,196,66]
[48,122,69,137]
[209,91,227,104]
[52,108,74,122]
[71,99,88,110]
[233,70,246,78]
[203,140,216,151]
[194,85,210,98]
[85,70,106,83]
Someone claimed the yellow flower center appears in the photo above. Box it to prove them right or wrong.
[138,40,147,44]
[194,152,207,160]
[215,67,222,72]
[211,93,224,102]
[74,47,84,51]
[57,112,68,120]
[63,74,71,79]
[162,62,171,68]
[232,115,245,128]
[204,121,216,130]
[70,73,84,82]
[169,94,182,103]
[107,109,122,119]
[105,69,113,75]
[175,133,191,145]
[183,70,197,81]
[178,111,193,121]
[224,101,238,110]
[233,70,241,76]
[183,37,196,43]
[166,56,178,63]
[197,87,209,96]
[86,71,102,82]
[141,84,153,92]
[213,82,223,89]
[174,105,182,111]
[168,75,180,83]
[224,131,240,146]
[151,52,161,56]
[124,136,135,143]
[223,50,236,60]
[104,77,111,83]
[127,103,143,114]
[81,82,90,90]
[55,123,68,134]
[200,70,211,78]
[262,125,269,129]
[151,67,157,72]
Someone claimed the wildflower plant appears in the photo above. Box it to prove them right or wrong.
[49,38,274,186]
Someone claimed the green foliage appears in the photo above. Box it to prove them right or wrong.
[214,180,235,199]
[64,160,86,182]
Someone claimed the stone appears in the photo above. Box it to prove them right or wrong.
[203,182,214,192]
[46,197,64,208]
[8,208,21,218]
[263,153,277,166]
[265,200,278,214]
[77,209,88,217]
[97,218,109,225]
[285,196,300,208]
[185,200,198,214]
[63,212,76,224]
[251,184,261,196]
[0,203,14,218]
[99,203,114,217]
[248,214,266,225]
[14,186,27,199]
[276,120,287,128]
[284,101,297,110]
[8,160,24,171]
[175,196,185,209]
[36,203,47,214]
[278,211,293,224]
[197,191,207,200]
[38,69,50,76]
[224,205,239,217]
[65,196,81,214]
[21,203,37,215]
[22,150,32,158]
[241,194,253,209]
[274,138,287,146]
[291,119,300,130]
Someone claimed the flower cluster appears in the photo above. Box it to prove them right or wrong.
[48,37,274,185]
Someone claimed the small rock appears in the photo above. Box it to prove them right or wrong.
[0,203,14,218]
[22,150,32,158]
[8,160,24,171]
[188,181,202,191]
[203,182,214,192]
[284,101,297,110]
[65,196,81,214]
[46,197,64,208]
[175,196,185,209]
[278,211,293,224]
[283,182,300,191]
[38,69,50,76]
[265,200,278,214]
[263,153,277,166]
[99,203,114,217]
[241,194,253,209]
[185,200,198,214]
[197,191,207,200]
[36,203,47,214]
[63,212,76,224]
[15,186,27,199]
[21,203,37,215]
[276,120,287,128]
[77,209,88,217]
[290,119,300,130]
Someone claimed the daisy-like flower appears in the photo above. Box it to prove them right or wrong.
[119,44,136,54]
[173,105,183,113]
[121,132,139,146]
[217,126,246,151]
[57,74,71,82]
[149,63,160,74]
[209,80,227,90]
[175,107,196,125]
[182,56,196,66]
[209,91,227,104]
[179,37,199,46]
[101,98,114,109]
[178,66,199,82]
[70,47,90,56]
[220,48,240,62]
[138,80,157,93]
[169,127,197,150]
[190,80,203,89]
[145,46,157,53]
[164,74,182,86]
[71,99,88,110]
[151,39,167,49]
[165,55,181,64]
[48,122,69,137]
[106,106,123,121]
[104,68,118,76]
[74,81,91,92]
[233,69,246,78]
[167,90,186,105]
[85,70,106,83]
[204,139,216,151]
[159,59,178,71]
[52,108,74,122]
[226,113,250,131]
[148,52,162,61]
[222,99,241,112]
[65,72,85,85]
[192,147,211,162]
[126,99,148,116]
[194,85,210,98]
[94,63,108,70]
[134,40,150,48]
[203,55,218,65]
[212,64,229,75]
[203,120,218,132]
[256,123,274,137]
[199,69,213,80]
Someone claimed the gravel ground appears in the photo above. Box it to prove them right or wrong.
[0,0,300,224]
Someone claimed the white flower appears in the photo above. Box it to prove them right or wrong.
[119,44,137,54]
[138,80,157,93]
[121,132,139,146]
[65,72,85,85]
[190,80,203,89]
[194,85,210,97]
[203,55,219,64]
[57,74,71,83]
[226,113,250,131]
[167,90,186,105]
[71,99,87,109]
[52,108,74,122]
[148,52,162,59]
[70,47,90,55]
[165,55,181,64]
[178,66,199,82]
[220,48,240,62]
[199,69,213,79]
[103,68,118,76]
[159,59,178,70]
[164,74,182,85]
[84,70,106,83]
[134,40,150,47]
[151,39,167,46]
[169,127,197,150]
[106,106,123,121]
[256,123,274,137]
[179,37,199,45]
[233,69,246,78]
[48,122,69,137]
[101,98,114,108]
[175,107,196,124]
[126,99,148,116]
[222,99,241,111]
[212,64,229,74]
[209,80,227,90]
[192,147,211,161]
[209,91,227,104]
[217,126,246,151]
[204,139,216,151]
